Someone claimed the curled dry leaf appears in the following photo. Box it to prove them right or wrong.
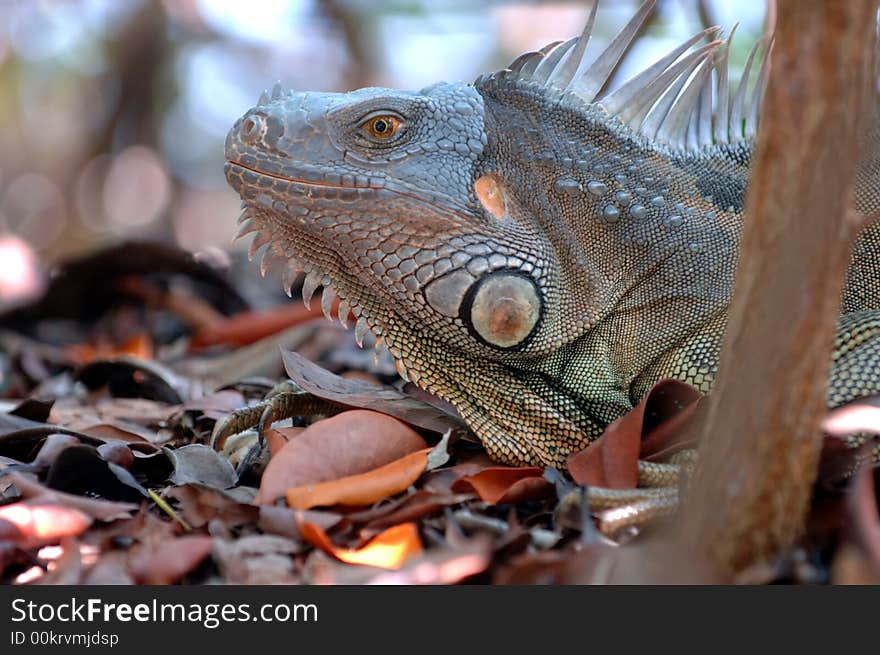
[75,357,186,405]
[299,521,422,570]
[451,467,552,505]
[0,503,91,545]
[32,433,82,468]
[286,449,431,510]
[282,349,466,434]
[357,490,474,535]
[257,409,428,504]
[566,378,702,488]
[45,445,147,502]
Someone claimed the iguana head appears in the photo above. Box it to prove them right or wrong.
[225,0,761,466]
[225,80,563,357]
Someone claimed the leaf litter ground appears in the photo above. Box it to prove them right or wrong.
[1,242,879,584]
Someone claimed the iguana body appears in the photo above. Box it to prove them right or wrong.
[224,1,880,468]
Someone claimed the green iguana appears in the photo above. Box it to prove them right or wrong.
[222,0,880,470]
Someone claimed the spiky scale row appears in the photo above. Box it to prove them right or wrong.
[481,0,772,151]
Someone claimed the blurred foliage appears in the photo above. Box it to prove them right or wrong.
[0,0,764,307]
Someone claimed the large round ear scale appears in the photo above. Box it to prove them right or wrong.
[461,270,543,350]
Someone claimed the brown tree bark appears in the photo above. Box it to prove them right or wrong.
[680,0,877,576]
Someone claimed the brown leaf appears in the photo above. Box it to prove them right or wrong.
[286,449,430,509]
[359,490,473,536]
[257,410,428,504]
[75,358,184,404]
[567,379,702,487]
[44,445,147,502]
[75,423,160,448]
[282,350,465,434]
[451,467,552,505]
[129,535,214,584]
[299,521,422,570]
[166,484,259,530]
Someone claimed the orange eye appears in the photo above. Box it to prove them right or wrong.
[363,115,401,139]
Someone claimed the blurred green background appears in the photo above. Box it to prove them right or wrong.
[0,0,764,308]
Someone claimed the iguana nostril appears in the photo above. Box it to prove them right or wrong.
[241,115,262,142]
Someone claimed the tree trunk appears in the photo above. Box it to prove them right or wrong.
[680,0,876,576]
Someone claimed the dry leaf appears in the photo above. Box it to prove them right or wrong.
[257,410,427,504]
[286,449,430,510]
[166,444,238,490]
[299,521,422,570]
[451,467,552,505]
[129,535,214,584]
[282,350,465,433]
[567,379,702,487]
[0,503,91,545]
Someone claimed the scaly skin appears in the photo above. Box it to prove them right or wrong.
[224,5,880,469]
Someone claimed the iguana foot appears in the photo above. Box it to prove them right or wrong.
[580,450,698,537]
[211,382,346,476]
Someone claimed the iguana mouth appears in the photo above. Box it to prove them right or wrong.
[231,200,418,381]
[224,160,384,194]
[225,161,477,220]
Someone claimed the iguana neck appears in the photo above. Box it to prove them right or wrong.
[479,79,748,399]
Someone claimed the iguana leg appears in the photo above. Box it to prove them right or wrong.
[210,382,345,451]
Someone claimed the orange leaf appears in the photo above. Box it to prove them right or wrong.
[65,333,153,365]
[286,449,430,509]
[300,521,422,570]
[257,410,427,504]
[190,302,330,349]
[451,467,551,504]
[0,503,91,544]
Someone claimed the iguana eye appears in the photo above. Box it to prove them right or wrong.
[362,115,401,139]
